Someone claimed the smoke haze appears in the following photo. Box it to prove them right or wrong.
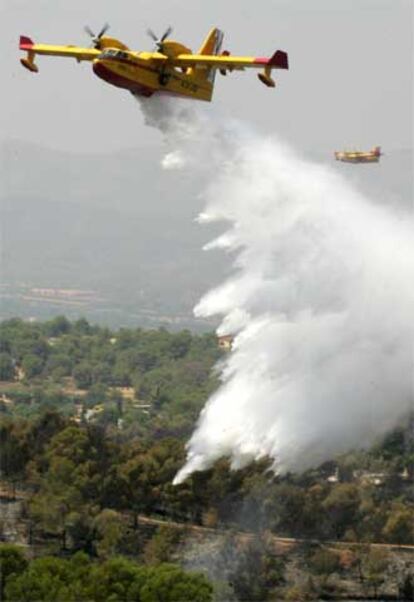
[137,97,414,485]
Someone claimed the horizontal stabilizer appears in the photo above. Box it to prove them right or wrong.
[258,72,275,87]
[20,58,38,72]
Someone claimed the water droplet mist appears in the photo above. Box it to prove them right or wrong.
[137,96,414,485]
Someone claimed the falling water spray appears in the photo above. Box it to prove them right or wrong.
[137,96,414,485]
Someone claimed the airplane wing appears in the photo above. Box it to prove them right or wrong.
[19,36,99,71]
[147,49,288,87]
[172,50,289,71]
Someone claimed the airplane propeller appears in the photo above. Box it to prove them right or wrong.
[84,23,110,48]
[146,26,173,52]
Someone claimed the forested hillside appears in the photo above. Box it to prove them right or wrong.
[1,318,413,600]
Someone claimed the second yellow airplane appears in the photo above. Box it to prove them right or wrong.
[19,26,289,102]
[334,146,382,164]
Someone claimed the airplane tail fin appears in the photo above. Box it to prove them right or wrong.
[19,35,34,50]
[195,28,224,92]
[197,27,224,57]
[19,35,39,72]
[374,146,381,156]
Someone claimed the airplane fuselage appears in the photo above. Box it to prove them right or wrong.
[335,154,380,163]
[93,50,213,101]
[334,148,381,164]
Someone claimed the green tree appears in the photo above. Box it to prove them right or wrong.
[0,417,32,479]
[262,482,307,536]
[144,525,182,565]
[0,545,28,600]
[21,354,44,378]
[5,556,77,602]
[168,331,192,359]
[44,316,71,337]
[0,353,15,381]
[28,425,102,549]
[118,438,185,528]
[29,487,81,550]
[73,318,93,335]
[85,556,144,602]
[93,509,126,559]
[135,563,213,602]
[363,548,390,598]
[29,410,67,456]
[307,547,340,595]
[73,362,94,388]
[322,483,360,538]
[308,548,340,577]
[382,504,414,544]
[44,353,73,379]
[85,383,108,406]
[5,323,49,367]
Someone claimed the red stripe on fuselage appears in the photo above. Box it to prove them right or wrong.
[255,51,289,69]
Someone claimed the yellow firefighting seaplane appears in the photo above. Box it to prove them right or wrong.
[334,146,382,164]
[19,26,289,102]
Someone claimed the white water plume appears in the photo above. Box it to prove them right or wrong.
[137,96,414,485]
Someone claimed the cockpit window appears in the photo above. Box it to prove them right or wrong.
[100,49,128,60]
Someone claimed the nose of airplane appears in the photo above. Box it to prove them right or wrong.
[92,57,134,92]
[92,58,112,83]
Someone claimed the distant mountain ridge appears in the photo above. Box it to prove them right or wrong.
[1,140,227,329]
[1,140,411,329]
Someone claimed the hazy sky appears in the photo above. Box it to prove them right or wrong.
[1,0,413,154]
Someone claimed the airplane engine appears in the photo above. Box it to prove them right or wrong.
[219,50,232,76]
